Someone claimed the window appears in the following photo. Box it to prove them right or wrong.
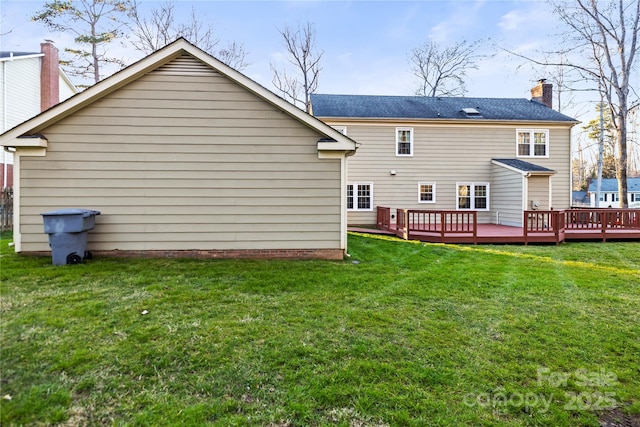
[457,183,489,210]
[600,193,619,202]
[418,182,436,203]
[396,127,413,156]
[332,126,347,135]
[517,129,549,157]
[347,183,373,211]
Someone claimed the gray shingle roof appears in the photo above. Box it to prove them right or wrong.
[310,94,577,122]
[493,159,556,173]
[587,178,640,192]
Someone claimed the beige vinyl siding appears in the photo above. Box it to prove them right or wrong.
[19,54,342,252]
[338,121,572,226]
[491,164,524,226]
[528,176,551,210]
[547,127,572,209]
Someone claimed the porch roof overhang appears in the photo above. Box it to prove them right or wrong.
[492,158,556,176]
[317,138,358,158]
[3,135,48,149]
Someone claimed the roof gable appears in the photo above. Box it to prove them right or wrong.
[310,94,578,123]
[1,38,355,152]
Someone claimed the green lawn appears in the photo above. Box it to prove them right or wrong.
[1,232,639,426]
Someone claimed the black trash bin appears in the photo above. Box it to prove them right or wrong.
[41,209,101,265]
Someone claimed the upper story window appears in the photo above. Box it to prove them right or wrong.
[396,127,413,156]
[418,182,436,203]
[347,182,373,211]
[517,129,549,157]
[457,183,489,211]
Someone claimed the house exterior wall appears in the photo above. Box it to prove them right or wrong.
[330,120,572,226]
[589,192,640,208]
[1,57,41,132]
[528,175,551,211]
[490,164,523,226]
[17,55,344,256]
[59,74,77,102]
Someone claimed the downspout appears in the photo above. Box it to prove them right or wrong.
[343,147,357,256]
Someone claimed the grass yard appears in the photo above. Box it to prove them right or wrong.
[1,232,639,426]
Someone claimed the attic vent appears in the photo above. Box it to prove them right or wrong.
[152,54,219,76]
[462,107,482,117]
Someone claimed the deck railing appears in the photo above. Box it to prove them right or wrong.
[565,208,640,230]
[524,210,565,244]
[376,206,391,231]
[396,208,408,240]
[377,207,478,243]
[525,208,640,243]
[563,208,640,241]
[375,206,638,244]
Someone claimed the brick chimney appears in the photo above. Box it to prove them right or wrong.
[40,41,60,112]
[531,79,553,109]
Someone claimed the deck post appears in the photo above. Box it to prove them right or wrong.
[472,211,478,245]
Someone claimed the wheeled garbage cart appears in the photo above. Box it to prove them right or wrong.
[41,208,101,265]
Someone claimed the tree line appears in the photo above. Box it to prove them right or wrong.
[27,0,639,207]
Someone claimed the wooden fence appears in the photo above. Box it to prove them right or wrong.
[1,187,13,232]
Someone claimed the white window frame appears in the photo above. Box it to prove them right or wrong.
[516,129,549,158]
[396,127,413,157]
[332,125,347,135]
[418,182,436,203]
[456,182,490,211]
[347,182,373,211]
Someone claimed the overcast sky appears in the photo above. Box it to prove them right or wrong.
[0,0,598,121]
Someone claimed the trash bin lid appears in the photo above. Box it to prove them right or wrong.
[41,208,101,217]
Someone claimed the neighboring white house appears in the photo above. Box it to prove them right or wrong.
[1,42,78,188]
[311,81,579,227]
[0,39,356,259]
[588,178,640,208]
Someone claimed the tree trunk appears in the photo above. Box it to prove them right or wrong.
[92,21,100,83]
[615,109,629,208]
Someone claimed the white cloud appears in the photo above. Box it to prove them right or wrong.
[498,10,525,32]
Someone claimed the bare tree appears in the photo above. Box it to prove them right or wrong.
[32,0,131,85]
[527,52,582,114]
[560,0,640,208]
[507,0,639,207]
[0,15,13,37]
[271,22,323,112]
[409,39,485,97]
[128,1,248,70]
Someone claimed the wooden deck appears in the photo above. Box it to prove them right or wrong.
[348,207,640,245]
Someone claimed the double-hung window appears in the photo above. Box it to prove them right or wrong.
[517,129,549,157]
[347,182,373,211]
[418,182,436,203]
[396,127,413,156]
[457,183,489,210]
